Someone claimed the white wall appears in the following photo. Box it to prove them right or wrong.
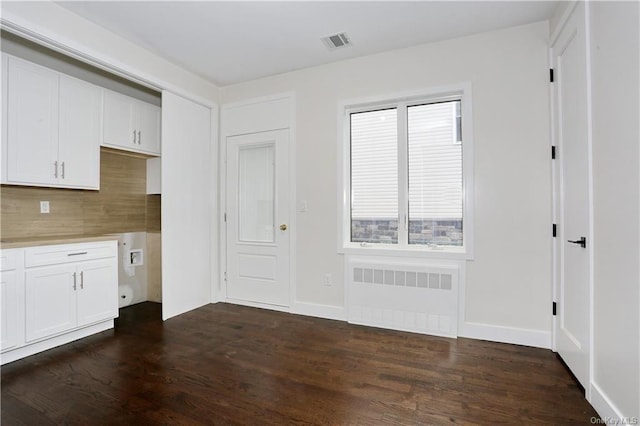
[590,1,640,419]
[220,22,552,343]
[0,1,219,104]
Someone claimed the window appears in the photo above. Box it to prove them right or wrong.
[341,85,473,256]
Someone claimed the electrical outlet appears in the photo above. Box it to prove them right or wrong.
[40,201,50,214]
[323,273,332,286]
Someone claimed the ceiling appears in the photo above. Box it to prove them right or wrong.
[56,1,558,87]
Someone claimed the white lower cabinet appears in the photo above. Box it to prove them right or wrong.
[1,250,21,352]
[25,264,77,341]
[76,259,118,327]
[1,240,118,365]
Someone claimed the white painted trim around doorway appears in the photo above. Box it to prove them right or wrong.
[549,0,596,400]
[219,92,297,310]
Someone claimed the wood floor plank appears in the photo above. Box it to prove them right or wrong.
[2,302,599,425]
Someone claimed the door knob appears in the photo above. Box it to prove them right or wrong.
[280,224,288,231]
[567,237,587,248]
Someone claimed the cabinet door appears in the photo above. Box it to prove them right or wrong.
[103,90,135,150]
[77,259,117,327]
[25,265,77,342]
[0,271,19,351]
[58,76,101,189]
[5,56,59,185]
[135,101,161,155]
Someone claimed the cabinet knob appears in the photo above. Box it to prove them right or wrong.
[280,224,288,231]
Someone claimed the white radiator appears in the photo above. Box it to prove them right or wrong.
[346,256,459,338]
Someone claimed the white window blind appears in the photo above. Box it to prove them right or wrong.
[350,108,398,220]
[408,102,463,220]
[347,98,465,248]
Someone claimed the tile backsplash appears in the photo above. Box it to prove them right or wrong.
[1,149,159,239]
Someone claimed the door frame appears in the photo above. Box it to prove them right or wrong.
[550,0,595,398]
[218,92,297,311]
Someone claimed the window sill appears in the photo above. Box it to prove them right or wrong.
[339,244,472,260]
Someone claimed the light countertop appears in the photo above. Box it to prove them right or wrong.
[0,234,119,249]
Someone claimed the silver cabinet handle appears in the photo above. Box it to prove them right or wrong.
[73,272,77,290]
[67,252,87,256]
[54,161,58,178]
[61,161,65,179]
[137,130,141,144]
[133,130,136,144]
[80,271,84,289]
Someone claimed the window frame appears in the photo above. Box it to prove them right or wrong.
[337,83,474,260]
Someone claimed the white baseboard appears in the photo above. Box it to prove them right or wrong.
[224,298,291,313]
[292,301,346,321]
[222,299,552,349]
[590,381,633,424]
[459,321,551,349]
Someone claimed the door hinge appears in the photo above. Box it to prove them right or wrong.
[224,271,227,281]
[552,224,557,237]
[551,145,556,159]
[549,68,555,83]
[552,302,557,316]
[224,213,227,222]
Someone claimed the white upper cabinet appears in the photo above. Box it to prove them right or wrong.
[1,54,101,190]
[58,76,101,189]
[102,90,161,156]
[102,90,134,147]
[136,101,161,154]
[3,55,59,186]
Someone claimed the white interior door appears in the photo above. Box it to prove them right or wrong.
[226,129,290,307]
[553,2,591,390]
[162,91,212,320]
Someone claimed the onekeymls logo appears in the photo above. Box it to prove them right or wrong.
[590,417,639,425]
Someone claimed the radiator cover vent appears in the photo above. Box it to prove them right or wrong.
[347,256,459,338]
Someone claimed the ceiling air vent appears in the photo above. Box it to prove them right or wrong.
[322,32,351,50]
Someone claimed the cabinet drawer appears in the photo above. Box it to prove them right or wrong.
[25,241,117,268]
[0,250,19,271]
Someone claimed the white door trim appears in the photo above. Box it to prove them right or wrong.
[584,0,596,402]
[550,0,595,399]
[219,92,296,310]
[209,105,220,305]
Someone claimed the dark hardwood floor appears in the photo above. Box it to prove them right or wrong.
[2,302,598,425]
